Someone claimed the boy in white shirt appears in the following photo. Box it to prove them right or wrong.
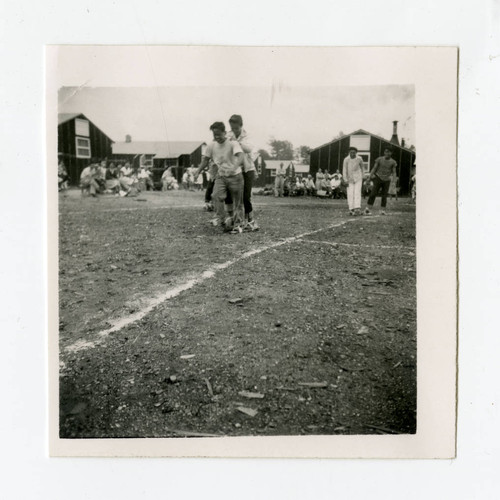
[194,121,244,233]
[342,146,364,215]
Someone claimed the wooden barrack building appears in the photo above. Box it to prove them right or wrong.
[310,123,416,195]
[58,113,114,185]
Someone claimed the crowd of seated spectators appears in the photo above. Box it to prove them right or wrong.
[74,157,211,197]
[256,170,349,199]
[79,158,154,198]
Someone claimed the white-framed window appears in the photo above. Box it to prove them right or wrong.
[358,152,371,173]
[270,169,276,177]
[75,137,91,158]
[350,135,370,152]
[75,118,90,137]
[140,154,154,167]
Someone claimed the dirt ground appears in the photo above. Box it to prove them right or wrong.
[58,189,416,438]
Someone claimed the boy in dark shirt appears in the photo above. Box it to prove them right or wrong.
[364,147,398,215]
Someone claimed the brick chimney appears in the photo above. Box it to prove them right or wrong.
[125,134,132,143]
[390,121,400,146]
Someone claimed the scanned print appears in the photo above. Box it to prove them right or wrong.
[48,46,457,458]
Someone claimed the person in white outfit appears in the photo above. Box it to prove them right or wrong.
[342,146,364,215]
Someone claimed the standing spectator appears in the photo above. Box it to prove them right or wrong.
[411,174,416,203]
[364,147,398,215]
[195,168,204,190]
[388,172,399,201]
[181,169,189,190]
[228,114,259,231]
[58,160,68,191]
[275,162,286,197]
[343,147,364,215]
[80,163,99,197]
[330,170,342,198]
[188,165,196,190]
[315,168,325,192]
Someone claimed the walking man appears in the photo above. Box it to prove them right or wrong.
[343,146,364,215]
[275,162,286,197]
[227,114,259,231]
[194,121,245,233]
[365,147,398,215]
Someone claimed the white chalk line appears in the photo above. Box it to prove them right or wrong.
[63,218,364,354]
[298,240,416,250]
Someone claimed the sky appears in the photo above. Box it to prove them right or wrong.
[59,85,415,152]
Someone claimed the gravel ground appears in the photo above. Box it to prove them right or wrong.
[59,190,416,438]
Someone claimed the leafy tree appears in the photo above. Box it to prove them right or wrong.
[257,149,271,160]
[268,138,294,160]
[298,145,311,164]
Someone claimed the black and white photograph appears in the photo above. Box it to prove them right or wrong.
[7,0,500,497]
[48,46,456,457]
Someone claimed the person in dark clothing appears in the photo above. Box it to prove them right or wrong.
[364,147,398,215]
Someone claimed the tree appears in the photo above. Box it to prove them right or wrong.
[257,149,271,160]
[298,145,311,164]
[332,131,345,140]
[268,138,294,160]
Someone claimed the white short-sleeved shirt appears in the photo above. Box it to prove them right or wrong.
[227,129,256,173]
[343,156,364,183]
[204,139,243,177]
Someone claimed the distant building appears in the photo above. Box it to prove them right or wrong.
[310,123,416,195]
[58,113,114,185]
[112,140,206,184]
[254,159,310,187]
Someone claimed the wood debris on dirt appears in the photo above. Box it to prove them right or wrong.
[298,382,328,388]
[167,428,223,437]
[204,378,214,398]
[238,391,265,399]
[236,407,258,417]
